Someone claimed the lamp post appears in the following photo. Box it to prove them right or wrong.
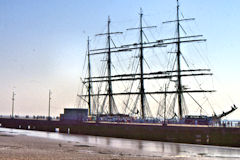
[12,91,16,119]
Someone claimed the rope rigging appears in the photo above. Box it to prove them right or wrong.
[76,0,237,121]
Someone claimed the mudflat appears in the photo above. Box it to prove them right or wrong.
[0,132,163,160]
[0,131,222,160]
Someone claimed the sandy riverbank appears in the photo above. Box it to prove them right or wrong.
[0,130,231,160]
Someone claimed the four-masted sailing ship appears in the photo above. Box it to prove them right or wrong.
[78,0,237,124]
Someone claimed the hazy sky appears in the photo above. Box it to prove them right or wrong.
[0,0,239,119]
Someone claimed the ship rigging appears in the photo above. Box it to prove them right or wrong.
[78,0,237,122]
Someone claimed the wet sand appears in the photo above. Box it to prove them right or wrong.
[0,132,169,160]
[0,131,233,160]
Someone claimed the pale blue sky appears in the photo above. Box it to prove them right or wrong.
[0,0,239,119]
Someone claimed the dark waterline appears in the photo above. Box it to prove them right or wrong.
[0,127,240,159]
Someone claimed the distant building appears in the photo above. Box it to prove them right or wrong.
[60,108,88,121]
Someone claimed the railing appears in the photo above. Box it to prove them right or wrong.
[0,115,60,121]
[0,115,239,128]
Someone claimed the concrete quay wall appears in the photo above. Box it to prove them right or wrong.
[0,118,239,147]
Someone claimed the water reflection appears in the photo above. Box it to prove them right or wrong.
[106,137,111,145]
[138,141,143,150]
[1,127,240,159]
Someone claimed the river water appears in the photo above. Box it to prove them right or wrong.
[0,127,240,159]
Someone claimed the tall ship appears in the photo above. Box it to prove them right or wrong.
[78,0,237,125]
[0,0,239,148]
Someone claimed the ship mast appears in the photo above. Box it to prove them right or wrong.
[127,9,157,119]
[94,16,122,115]
[139,9,145,119]
[107,17,113,115]
[87,37,92,115]
[162,0,215,119]
[176,0,183,119]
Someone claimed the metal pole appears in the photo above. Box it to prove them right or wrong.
[12,91,15,119]
[164,84,167,124]
[48,90,51,120]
